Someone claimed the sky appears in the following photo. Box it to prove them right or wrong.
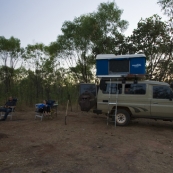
[0,0,169,48]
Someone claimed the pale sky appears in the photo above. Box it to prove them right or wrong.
[0,0,168,48]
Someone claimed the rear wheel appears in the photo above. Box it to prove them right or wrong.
[112,109,130,126]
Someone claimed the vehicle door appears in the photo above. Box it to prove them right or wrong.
[97,82,122,113]
[123,83,150,117]
[102,82,122,102]
[151,85,173,117]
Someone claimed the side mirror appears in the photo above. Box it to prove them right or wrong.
[100,79,107,91]
[170,92,173,101]
[122,77,126,84]
[170,82,173,89]
[134,78,138,84]
[169,96,172,101]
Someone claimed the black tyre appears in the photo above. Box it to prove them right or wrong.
[112,109,130,126]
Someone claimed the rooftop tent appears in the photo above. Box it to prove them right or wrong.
[96,54,146,78]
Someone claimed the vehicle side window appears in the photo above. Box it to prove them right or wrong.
[153,85,172,99]
[125,84,146,94]
[102,83,122,94]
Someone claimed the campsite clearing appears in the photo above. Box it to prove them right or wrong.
[0,109,173,173]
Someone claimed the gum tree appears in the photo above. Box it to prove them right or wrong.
[50,2,128,83]
[0,36,24,95]
[128,15,172,81]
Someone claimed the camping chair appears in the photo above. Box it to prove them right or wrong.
[35,103,44,121]
[0,98,18,120]
[35,100,56,121]
[46,100,56,118]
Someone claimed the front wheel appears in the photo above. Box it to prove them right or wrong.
[112,109,130,126]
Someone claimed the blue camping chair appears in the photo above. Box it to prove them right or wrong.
[35,100,56,121]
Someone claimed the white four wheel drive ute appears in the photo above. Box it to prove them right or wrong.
[95,79,173,126]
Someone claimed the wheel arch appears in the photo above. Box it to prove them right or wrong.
[110,106,132,117]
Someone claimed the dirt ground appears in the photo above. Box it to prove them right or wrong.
[0,108,173,173]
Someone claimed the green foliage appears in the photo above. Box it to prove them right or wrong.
[158,0,173,17]
[0,36,23,96]
[91,2,128,55]
[0,36,22,68]
[128,15,172,81]
[50,2,128,83]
